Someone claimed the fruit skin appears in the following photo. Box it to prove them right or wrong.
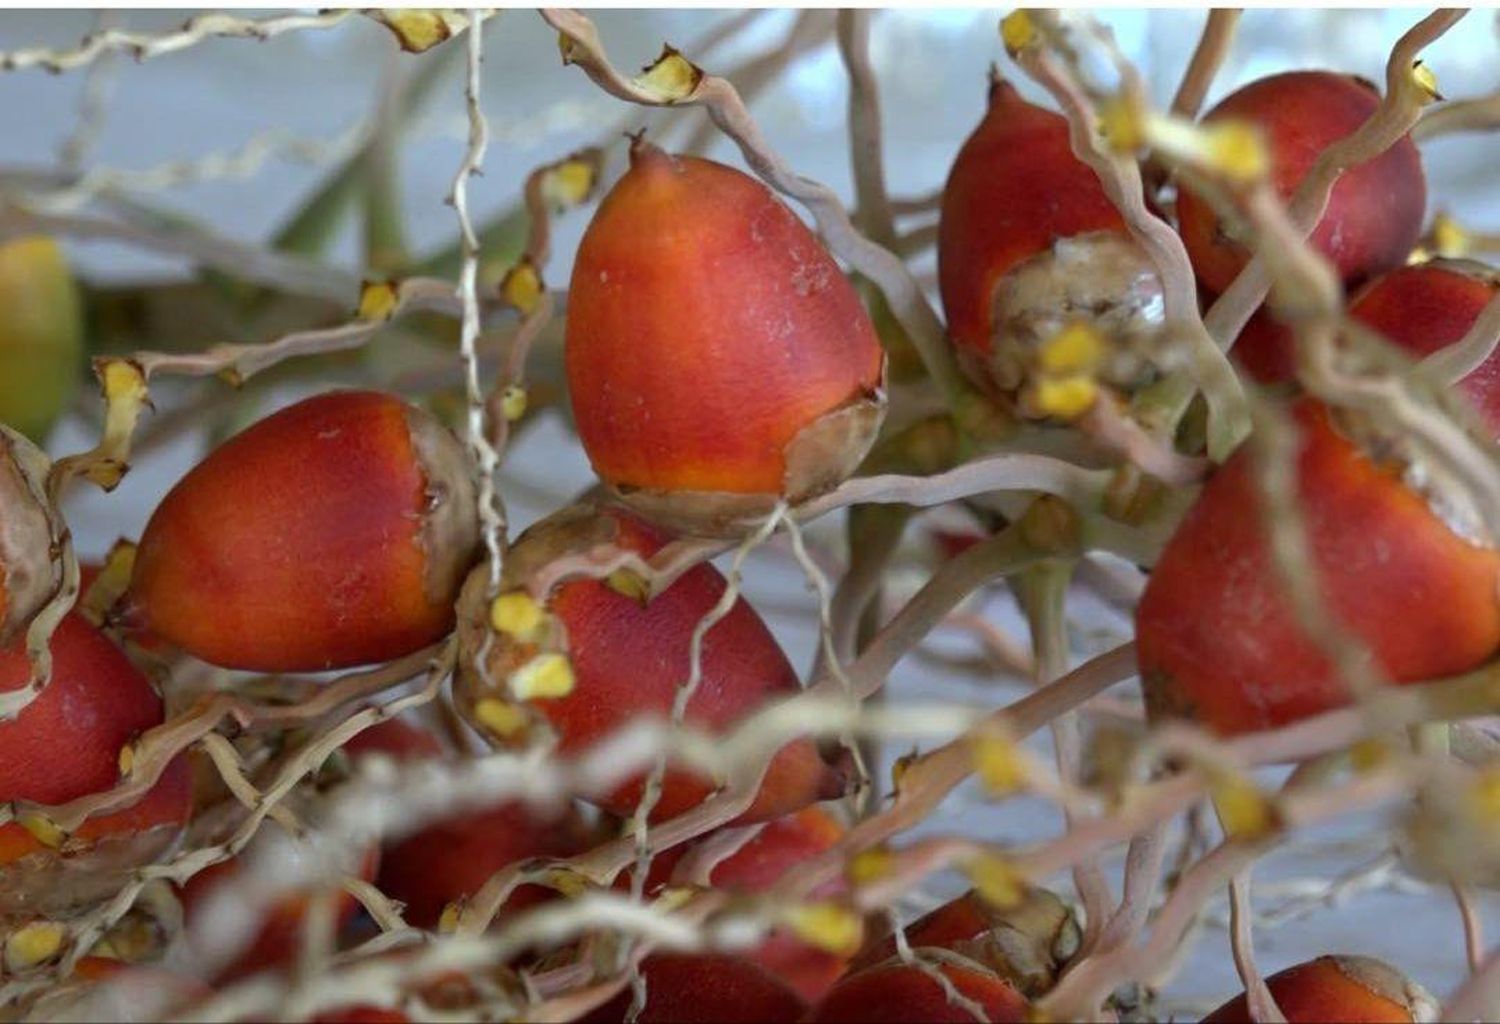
[939,77,1162,396]
[0,614,192,884]
[312,1006,411,1023]
[1229,308,1300,387]
[1234,261,1500,427]
[1137,399,1500,734]
[343,715,445,762]
[809,959,1029,1023]
[626,807,849,1002]
[1177,71,1426,295]
[1350,260,1500,431]
[1202,954,1436,1023]
[129,390,479,672]
[847,887,1079,998]
[0,426,57,647]
[581,954,807,1024]
[374,799,596,929]
[456,502,846,823]
[0,236,84,444]
[343,715,595,929]
[565,140,885,535]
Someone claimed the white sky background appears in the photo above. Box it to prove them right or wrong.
[0,8,1497,1015]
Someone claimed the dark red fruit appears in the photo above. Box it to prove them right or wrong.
[1235,262,1499,434]
[375,799,595,929]
[582,954,806,1023]
[456,503,846,823]
[0,614,191,913]
[1138,399,1500,734]
[809,959,1028,1023]
[938,76,1162,403]
[1178,71,1426,295]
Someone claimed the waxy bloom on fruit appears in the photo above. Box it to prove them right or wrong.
[627,807,849,1002]
[938,75,1164,411]
[1202,954,1437,1023]
[455,502,846,823]
[1137,399,1500,734]
[809,958,1029,1023]
[848,886,1079,998]
[129,390,480,672]
[1177,71,1426,294]
[0,237,84,444]
[0,615,191,917]
[0,426,56,647]
[581,954,807,1024]
[566,138,886,537]
[1235,261,1500,431]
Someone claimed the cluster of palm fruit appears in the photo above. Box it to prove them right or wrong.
[0,9,1494,1023]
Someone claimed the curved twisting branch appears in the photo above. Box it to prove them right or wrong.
[1169,9,1242,118]
[1203,9,1466,349]
[837,10,896,246]
[484,148,603,445]
[1414,88,1500,142]
[0,9,356,73]
[129,277,468,385]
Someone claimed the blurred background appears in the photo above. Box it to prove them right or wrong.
[0,9,1496,1015]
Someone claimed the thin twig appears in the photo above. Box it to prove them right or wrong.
[0,9,356,73]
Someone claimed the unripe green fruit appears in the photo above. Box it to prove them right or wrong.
[0,237,84,444]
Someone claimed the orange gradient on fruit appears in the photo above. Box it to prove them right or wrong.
[0,614,191,865]
[809,960,1028,1023]
[1138,400,1500,734]
[581,954,807,1023]
[566,142,883,498]
[938,77,1130,361]
[1177,71,1425,294]
[1202,955,1426,1023]
[129,390,475,672]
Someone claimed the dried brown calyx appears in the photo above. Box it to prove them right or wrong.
[0,427,58,648]
[1328,955,1441,1024]
[610,383,887,539]
[403,403,482,608]
[1328,399,1495,551]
